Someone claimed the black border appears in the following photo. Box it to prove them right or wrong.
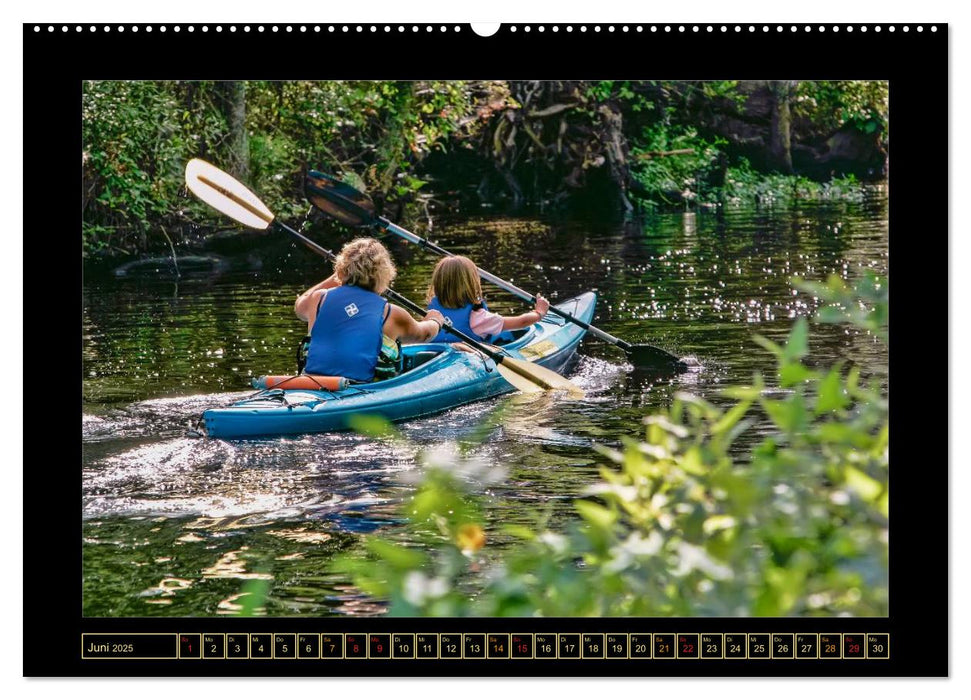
[27,22,948,677]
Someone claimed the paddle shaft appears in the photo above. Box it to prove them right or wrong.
[269,220,522,369]
[197,173,506,361]
[192,163,574,390]
[371,217,635,352]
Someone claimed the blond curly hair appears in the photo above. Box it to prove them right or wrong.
[334,237,397,292]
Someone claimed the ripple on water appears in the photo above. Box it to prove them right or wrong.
[81,197,889,616]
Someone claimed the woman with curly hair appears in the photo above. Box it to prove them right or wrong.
[294,237,445,382]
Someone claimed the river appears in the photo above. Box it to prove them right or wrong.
[81,191,888,616]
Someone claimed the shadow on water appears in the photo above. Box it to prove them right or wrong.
[81,192,888,616]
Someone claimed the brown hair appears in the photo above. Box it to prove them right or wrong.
[427,256,483,308]
[334,237,397,292]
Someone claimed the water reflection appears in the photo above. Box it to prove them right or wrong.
[82,193,888,616]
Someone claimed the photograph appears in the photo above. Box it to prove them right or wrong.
[81,77,890,621]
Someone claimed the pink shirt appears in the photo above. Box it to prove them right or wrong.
[469,308,504,338]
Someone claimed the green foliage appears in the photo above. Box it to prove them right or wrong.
[795,271,888,342]
[341,275,889,617]
[721,160,864,205]
[629,134,865,211]
[82,79,882,254]
[629,124,726,206]
[585,81,656,113]
[82,80,513,255]
[82,80,226,254]
[794,81,889,138]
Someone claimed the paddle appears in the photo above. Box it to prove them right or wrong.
[305,171,689,373]
[184,158,583,396]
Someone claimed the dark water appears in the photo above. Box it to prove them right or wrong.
[82,192,888,616]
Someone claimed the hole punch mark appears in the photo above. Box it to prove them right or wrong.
[471,23,500,37]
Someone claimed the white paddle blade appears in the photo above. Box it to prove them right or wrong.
[185,158,275,230]
[499,356,585,397]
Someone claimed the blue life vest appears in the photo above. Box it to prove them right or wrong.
[426,296,492,343]
[305,285,388,382]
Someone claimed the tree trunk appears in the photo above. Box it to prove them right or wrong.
[219,81,249,180]
[768,80,794,174]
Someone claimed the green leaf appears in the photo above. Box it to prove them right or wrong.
[752,334,783,358]
[815,367,849,413]
[779,361,813,387]
[574,500,617,532]
[367,538,426,570]
[702,514,737,535]
[783,317,809,362]
[711,401,752,436]
[347,413,397,439]
[502,524,537,541]
[845,467,883,503]
[720,384,762,401]
[680,446,707,475]
[761,395,807,434]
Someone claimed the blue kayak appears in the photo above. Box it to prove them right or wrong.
[203,291,596,438]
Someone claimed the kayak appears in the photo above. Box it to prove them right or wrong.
[202,291,596,438]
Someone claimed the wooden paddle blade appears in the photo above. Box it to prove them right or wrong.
[494,361,545,394]
[499,356,585,397]
[305,171,376,227]
[185,158,274,230]
[627,344,689,373]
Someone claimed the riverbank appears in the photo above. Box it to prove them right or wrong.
[82,80,888,258]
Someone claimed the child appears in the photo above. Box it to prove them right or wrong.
[426,256,550,343]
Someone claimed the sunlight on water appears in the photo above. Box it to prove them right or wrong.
[81,195,889,616]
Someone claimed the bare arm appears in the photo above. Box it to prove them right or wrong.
[385,305,445,343]
[500,294,551,330]
[295,273,340,322]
